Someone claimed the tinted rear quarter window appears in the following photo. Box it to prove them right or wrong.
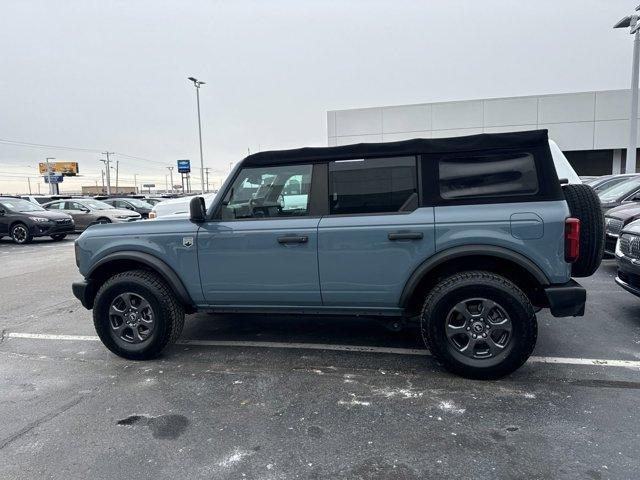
[328,156,417,215]
[438,152,538,200]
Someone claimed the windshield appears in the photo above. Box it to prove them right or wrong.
[598,177,640,202]
[82,200,114,210]
[0,198,45,212]
[125,198,153,208]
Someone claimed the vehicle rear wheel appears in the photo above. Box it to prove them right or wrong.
[93,270,185,360]
[11,223,33,245]
[50,234,67,241]
[421,271,537,380]
[562,183,604,277]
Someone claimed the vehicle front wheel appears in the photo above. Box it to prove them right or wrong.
[50,234,67,241]
[421,271,537,380]
[11,223,33,244]
[93,270,185,360]
[93,217,111,225]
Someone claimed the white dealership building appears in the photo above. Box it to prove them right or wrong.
[327,89,640,175]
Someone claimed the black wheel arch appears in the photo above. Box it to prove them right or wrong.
[85,251,196,313]
[400,245,550,317]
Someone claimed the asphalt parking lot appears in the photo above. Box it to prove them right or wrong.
[1,235,640,479]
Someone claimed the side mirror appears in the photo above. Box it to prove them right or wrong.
[189,196,206,223]
[80,207,90,212]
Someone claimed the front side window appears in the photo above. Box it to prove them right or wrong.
[439,152,538,200]
[220,164,312,220]
[328,156,418,215]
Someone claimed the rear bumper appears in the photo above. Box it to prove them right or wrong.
[543,279,586,317]
[72,280,95,309]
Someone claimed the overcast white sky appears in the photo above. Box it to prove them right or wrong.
[0,0,637,193]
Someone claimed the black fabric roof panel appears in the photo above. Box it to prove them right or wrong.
[243,130,550,167]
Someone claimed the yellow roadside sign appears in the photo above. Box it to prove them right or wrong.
[38,161,79,176]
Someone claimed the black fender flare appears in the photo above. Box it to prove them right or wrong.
[87,251,194,308]
[399,245,550,308]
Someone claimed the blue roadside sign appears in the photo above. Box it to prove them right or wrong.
[177,159,191,173]
[43,174,64,184]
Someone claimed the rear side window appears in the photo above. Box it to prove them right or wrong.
[328,156,418,215]
[438,152,538,200]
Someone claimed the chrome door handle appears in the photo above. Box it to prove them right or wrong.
[277,235,308,244]
[388,232,423,241]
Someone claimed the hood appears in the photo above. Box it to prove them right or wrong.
[25,210,73,221]
[78,216,196,239]
[622,218,640,236]
[606,202,640,221]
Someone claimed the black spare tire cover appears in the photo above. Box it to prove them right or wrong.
[562,183,604,277]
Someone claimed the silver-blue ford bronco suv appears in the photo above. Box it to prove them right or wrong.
[72,130,604,379]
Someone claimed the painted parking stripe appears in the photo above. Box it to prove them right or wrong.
[4,332,640,369]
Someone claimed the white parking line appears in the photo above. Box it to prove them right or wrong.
[4,332,640,369]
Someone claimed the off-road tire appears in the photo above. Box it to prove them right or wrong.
[562,183,604,277]
[93,270,185,360]
[421,271,537,380]
[11,223,33,245]
[50,234,67,241]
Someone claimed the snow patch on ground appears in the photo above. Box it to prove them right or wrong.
[217,448,252,467]
[338,394,371,407]
[438,400,466,414]
[373,387,424,399]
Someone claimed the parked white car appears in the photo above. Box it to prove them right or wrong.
[149,193,218,219]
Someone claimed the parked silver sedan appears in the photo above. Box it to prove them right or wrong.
[42,199,141,231]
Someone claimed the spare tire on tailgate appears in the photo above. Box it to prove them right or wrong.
[562,183,604,277]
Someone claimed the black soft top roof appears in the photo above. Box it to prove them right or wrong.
[243,129,550,167]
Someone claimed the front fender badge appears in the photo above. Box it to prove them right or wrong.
[183,237,194,248]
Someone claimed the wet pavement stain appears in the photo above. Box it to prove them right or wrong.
[117,414,189,439]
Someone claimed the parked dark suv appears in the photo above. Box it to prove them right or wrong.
[101,198,153,219]
[72,131,603,379]
[0,197,74,244]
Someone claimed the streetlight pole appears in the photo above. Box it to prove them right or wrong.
[45,157,55,194]
[615,6,640,173]
[188,76,206,194]
[167,166,174,194]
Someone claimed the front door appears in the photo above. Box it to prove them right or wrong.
[198,163,322,306]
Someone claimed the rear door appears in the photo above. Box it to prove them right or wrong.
[317,156,435,308]
[198,163,322,306]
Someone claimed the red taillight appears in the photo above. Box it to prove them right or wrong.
[565,217,580,263]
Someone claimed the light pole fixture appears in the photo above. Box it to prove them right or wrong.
[188,76,206,194]
[614,5,640,173]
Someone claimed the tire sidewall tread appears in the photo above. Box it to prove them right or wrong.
[93,269,185,360]
[421,271,537,380]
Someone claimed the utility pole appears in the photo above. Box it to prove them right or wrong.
[100,152,114,195]
[204,167,210,193]
[115,160,119,194]
[133,173,138,194]
[167,166,174,194]
[101,170,105,193]
[187,76,206,194]
[45,157,55,194]
[27,177,31,194]
[615,6,640,173]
